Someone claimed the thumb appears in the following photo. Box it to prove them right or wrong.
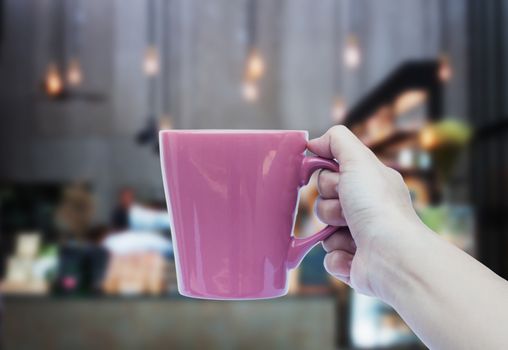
[308,126,376,165]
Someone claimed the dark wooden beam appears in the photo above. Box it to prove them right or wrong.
[344,60,442,128]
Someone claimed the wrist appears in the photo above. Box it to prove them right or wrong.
[366,217,434,305]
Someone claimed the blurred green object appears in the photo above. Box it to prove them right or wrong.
[433,118,472,147]
[299,245,329,286]
[418,204,475,253]
[37,244,59,282]
[418,204,475,236]
[423,118,473,181]
[40,244,58,257]
[418,205,447,233]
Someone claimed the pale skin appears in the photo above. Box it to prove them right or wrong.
[309,125,508,350]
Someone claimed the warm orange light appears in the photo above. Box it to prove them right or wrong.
[331,98,347,123]
[420,126,438,150]
[344,35,361,69]
[398,149,414,169]
[143,46,160,76]
[245,49,265,81]
[159,114,172,130]
[44,63,63,97]
[439,55,452,83]
[67,58,83,86]
[394,90,427,115]
[242,80,259,102]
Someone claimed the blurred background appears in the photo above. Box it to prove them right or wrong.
[0,0,506,349]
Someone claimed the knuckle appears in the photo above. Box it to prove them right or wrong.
[314,197,325,216]
[324,252,338,267]
[315,198,332,220]
[323,253,333,270]
[386,166,403,182]
[322,236,333,252]
[318,171,332,190]
[329,125,348,137]
[318,170,339,198]
[317,170,325,191]
[315,198,344,226]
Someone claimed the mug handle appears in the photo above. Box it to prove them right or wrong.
[286,156,340,269]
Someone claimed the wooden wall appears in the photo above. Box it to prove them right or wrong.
[0,0,468,220]
[2,297,336,350]
[468,0,508,278]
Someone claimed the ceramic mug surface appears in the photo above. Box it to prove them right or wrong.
[160,130,339,300]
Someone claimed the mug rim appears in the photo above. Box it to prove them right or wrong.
[159,129,308,135]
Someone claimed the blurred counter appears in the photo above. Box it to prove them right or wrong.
[1,295,336,350]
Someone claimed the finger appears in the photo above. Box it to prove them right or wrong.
[308,125,375,166]
[332,274,351,286]
[322,229,356,254]
[315,197,346,226]
[317,169,339,199]
[324,250,353,277]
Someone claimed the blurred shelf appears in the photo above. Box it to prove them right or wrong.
[1,293,335,302]
[383,162,433,178]
[366,130,419,153]
[37,90,108,103]
[343,60,441,127]
[397,168,433,178]
[2,296,336,350]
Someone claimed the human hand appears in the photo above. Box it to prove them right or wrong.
[308,126,423,298]
[310,127,508,350]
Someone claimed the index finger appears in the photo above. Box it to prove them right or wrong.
[308,125,375,165]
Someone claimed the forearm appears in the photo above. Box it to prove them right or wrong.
[374,223,508,349]
[311,126,508,348]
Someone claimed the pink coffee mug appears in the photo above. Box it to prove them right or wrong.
[160,130,339,299]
